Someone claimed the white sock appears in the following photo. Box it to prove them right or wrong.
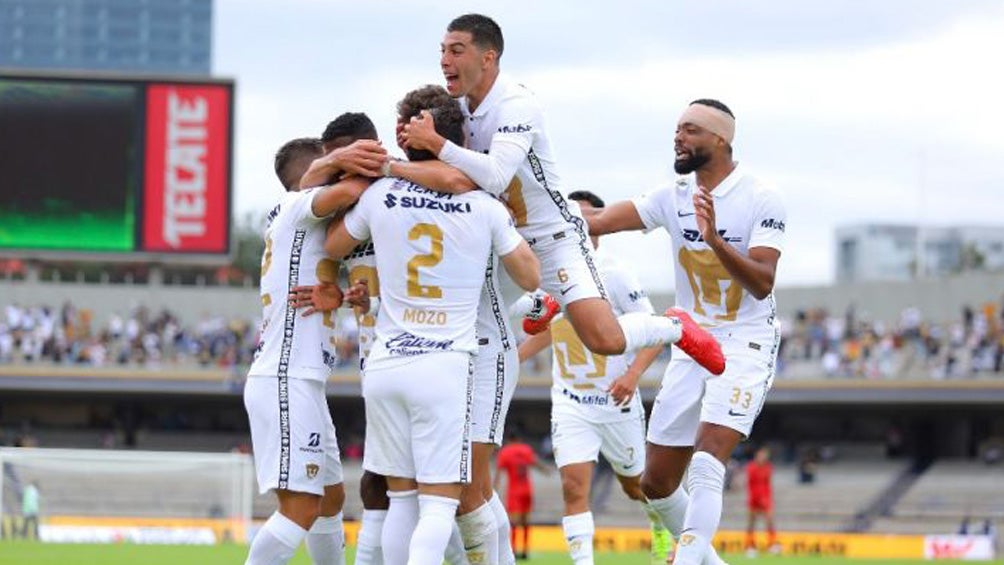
[489,491,516,565]
[246,511,307,565]
[648,486,727,565]
[443,522,470,565]
[508,289,546,318]
[409,494,460,565]
[641,500,665,530]
[673,452,726,565]
[382,490,419,565]
[305,513,345,565]
[561,512,594,565]
[356,509,387,565]
[456,502,499,565]
[618,312,682,351]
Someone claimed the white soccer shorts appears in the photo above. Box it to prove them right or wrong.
[532,226,606,308]
[647,330,779,446]
[244,376,343,496]
[362,351,472,484]
[470,345,519,445]
[551,401,647,477]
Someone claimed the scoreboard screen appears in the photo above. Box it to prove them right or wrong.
[0,72,233,258]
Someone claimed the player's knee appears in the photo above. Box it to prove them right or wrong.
[619,479,645,502]
[560,473,589,504]
[359,472,390,510]
[580,330,625,356]
[319,483,345,516]
[640,472,679,500]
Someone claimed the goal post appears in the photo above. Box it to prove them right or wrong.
[0,447,254,544]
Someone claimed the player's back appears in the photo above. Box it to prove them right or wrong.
[249,188,337,380]
[498,442,536,488]
[353,177,517,361]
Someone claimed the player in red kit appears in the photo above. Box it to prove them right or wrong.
[495,431,548,560]
[745,447,780,556]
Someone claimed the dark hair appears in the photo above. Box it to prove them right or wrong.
[690,98,735,119]
[447,14,504,59]
[397,85,465,162]
[274,137,322,191]
[397,84,454,125]
[567,190,605,209]
[321,112,377,144]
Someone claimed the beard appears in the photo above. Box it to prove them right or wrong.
[674,149,710,174]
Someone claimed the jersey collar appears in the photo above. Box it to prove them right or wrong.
[463,73,509,119]
[707,162,743,198]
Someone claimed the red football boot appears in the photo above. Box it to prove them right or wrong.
[665,308,725,375]
[522,293,561,335]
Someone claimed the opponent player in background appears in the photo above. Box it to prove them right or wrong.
[745,447,779,557]
[494,431,549,561]
[392,13,724,377]
[518,190,672,565]
[324,92,540,565]
[587,99,786,565]
[243,137,372,565]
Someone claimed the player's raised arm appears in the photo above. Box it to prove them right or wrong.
[585,199,647,236]
[385,157,475,194]
[299,139,386,189]
[310,176,371,219]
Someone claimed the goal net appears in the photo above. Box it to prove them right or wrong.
[0,447,254,544]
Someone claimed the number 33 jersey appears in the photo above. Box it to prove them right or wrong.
[342,177,523,363]
[632,165,786,336]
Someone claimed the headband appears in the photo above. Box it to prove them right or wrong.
[678,103,735,144]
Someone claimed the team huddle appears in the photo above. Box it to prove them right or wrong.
[243,13,786,565]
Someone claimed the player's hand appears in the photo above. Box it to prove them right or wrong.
[693,185,720,245]
[395,120,408,151]
[344,279,371,313]
[607,375,637,406]
[289,283,344,316]
[402,110,444,153]
[328,139,386,178]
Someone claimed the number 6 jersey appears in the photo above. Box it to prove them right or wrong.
[632,165,786,338]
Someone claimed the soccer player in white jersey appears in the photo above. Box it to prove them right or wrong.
[292,111,471,565]
[518,190,671,565]
[396,85,516,565]
[587,99,787,565]
[391,14,724,378]
[243,137,373,565]
[324,94,541,565]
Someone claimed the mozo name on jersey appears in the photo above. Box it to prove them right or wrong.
[682,228,743,244]
[383,193,473,214]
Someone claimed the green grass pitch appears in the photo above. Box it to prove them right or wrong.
[0,542,975,565]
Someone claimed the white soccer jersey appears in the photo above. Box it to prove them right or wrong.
[550,249,653,422]
[447,73,582,242]
[249,188,339,381]
[476,253,515,352]
[343,178,523,362]
[632,165,786,337]
[342,240,378,363]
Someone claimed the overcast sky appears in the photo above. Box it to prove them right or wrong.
[214,0,1004,292]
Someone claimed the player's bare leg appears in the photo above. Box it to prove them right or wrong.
[745,509,759,556]
[510,510,531,560]
[615,473,672,565]
[559,461,595,565]
[764,509,780,554]
[457,443,500,565]
[245,489,321,565]
[356,471,389,565]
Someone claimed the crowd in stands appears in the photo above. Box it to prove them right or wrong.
[777,300,1004,379]
[3,299,1004,379]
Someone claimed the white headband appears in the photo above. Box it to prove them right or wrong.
[678,103,735,144]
